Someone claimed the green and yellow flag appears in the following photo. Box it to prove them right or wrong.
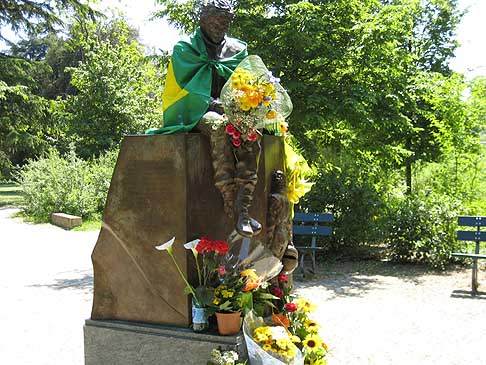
[146,27,248,135]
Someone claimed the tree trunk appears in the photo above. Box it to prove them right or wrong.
[405,161,412,195]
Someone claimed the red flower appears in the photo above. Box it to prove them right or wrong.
[233,130,241,139]
[278,274,288,283]
[217,265,226,276]
[213,240,229,254]
[246,131,258,142]
[195,237,212,254]
[272,287,284,299]
[285,302,298,313]
[225,124,236,136]
[232,137,242,147]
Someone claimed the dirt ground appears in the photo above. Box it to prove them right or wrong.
[1,207,485,364]
[295,260,486,365]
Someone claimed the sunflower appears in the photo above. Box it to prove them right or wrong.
[296,297,317,313]
[303,334,323,353]
[305,319,320,333]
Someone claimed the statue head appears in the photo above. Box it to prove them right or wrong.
[200,0,235,44]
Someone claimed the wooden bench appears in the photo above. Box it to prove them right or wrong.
[293,212,333,274]
[453,216,486,294]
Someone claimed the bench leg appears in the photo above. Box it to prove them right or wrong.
[472,240,480,295]
[310,250,316,274]
[472,258,478,295]
[300,252,306,275]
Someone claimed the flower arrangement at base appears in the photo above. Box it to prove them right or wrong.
[220,55,293,147]
[207,348,246,365]
[156,236,229,332]
[243,310,304,365]
[270,275,330,365]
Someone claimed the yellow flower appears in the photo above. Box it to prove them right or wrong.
[303,334,322,354]
[240,269,259,279]
[213,298,220,305]
[263,343,272,351]
[276,338,288,350]
[296,297,317,312]
[291,335,301,343]
[305,320,320,333]
[266,110,278,119]
[279,120,288,135]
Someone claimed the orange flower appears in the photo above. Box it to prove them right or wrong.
[242,277,261,292]
[272,313,290,328]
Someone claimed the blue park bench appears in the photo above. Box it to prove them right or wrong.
[293,212,334,274]
[453,216,486,294]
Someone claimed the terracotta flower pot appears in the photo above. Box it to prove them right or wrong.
[215,311,242,336]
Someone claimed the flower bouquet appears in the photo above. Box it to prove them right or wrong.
[156,236,229,331]
[220,55,293,146]
[270,276,329,365]
[243,311,304,365]
[211,240,284,335]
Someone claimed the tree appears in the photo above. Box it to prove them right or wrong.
[0,0,94,45]
[58,19,165,158]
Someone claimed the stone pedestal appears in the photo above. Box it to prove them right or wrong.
[84,319,247,365]
[90,134,284,326]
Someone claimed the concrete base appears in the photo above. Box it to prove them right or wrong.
[84,319,248,365]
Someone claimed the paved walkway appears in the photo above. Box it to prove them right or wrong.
[0,208,97,365]
[1,207,485,364]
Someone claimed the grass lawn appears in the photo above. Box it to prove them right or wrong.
[0,183,23,208]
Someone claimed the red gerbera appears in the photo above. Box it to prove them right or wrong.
[225,123,236,136]
[285,302,298,313]
[278,274,288,283]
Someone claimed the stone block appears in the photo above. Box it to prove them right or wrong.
[90,134,284,326]
[84,319,247,365]
[51,212,82,229]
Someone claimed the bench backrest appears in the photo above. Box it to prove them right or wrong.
[293,212,333,237]
[457,216,486,242]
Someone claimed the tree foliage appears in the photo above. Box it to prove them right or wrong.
[154,0,486,265]
[0,0,94,44]
[57,19,164,158]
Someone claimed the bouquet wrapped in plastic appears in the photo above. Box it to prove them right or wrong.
[243,311,304,365]
[221,55,293,145]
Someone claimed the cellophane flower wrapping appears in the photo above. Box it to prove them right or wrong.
[221,55,293,140]
[243,311,304,365]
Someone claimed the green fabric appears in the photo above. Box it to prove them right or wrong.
[146,27,248,135]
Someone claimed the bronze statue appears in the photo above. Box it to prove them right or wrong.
[195,1,262,238]
[266,170,298,274]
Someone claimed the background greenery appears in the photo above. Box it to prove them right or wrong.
[1,0,485,267]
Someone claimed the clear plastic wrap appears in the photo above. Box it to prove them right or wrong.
[243,311,304,365]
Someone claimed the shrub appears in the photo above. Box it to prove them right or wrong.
[18,148,117,221]
[299,167,387,257]
[384,192,462,269]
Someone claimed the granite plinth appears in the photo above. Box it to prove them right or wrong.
[84,319,247,365]
[91,134,285,326]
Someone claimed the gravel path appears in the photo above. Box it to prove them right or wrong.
[295,261,486,365]
[1,207,485,365]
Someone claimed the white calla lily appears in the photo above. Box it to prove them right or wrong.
[183,239,200,250]
[155,237,176,251]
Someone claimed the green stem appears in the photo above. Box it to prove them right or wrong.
[168,251,198,302]
[194,252,203,287]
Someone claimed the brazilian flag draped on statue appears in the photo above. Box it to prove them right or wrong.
[146,27,248,135]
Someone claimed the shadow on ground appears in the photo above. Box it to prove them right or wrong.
[29,271,93,292]
[450,289,486,300]
[294,259,472,298]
